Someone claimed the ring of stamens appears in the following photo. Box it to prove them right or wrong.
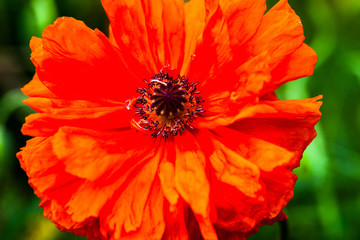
[132,70,205,139]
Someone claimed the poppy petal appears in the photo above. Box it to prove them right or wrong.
[199,51,271,123]
[100,153,163,239]
[108,179,165,240]
[244,0,304,68]
[267,43,318,92]
[200,95,322,130]
[186,1,235,96]
[52,127,154,180]
[159,161,179,207]
[260,168,297,218]
[211,174,266,232]
[162,200,189,240]
[21,103,131,137]
[22,74,56,98]
[215,211,287,239]
[21,74,133,137]
[31,17,147,101]
[17,137,90,232]
[209,139,262,198]
[221,0,266,47]
[19,127,163,238]
[182,0,206,74]
[101,0,185,71]
[207,97,322,172]
[174,132,218,239]
[210,152,295,233]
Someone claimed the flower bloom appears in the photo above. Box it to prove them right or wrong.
[18,0,322,239]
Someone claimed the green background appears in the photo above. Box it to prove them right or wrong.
[0,0,359,239]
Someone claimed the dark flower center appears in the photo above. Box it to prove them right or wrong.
[132,70,205,139]
[150,81,187,118]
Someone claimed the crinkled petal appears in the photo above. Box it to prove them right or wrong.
[21,104,131,137]
[22,73,56,98]
[31,17,147,101]
[101,0,185,72]
[100,150,163,239]
[215,211,286,239]
[268,43,318,92]
[261,168,297,218]
[182,0,206,74]
[174,132,217,240]
[21,75,132,137]
[186,0,235,97]
[52,127,154,181]
[113,179,165,240]
[159,160,179,207]
[198,51,271,122]
[209,139,262,198]
[209,146,295,233]
[207,97,322,171]
[18,126,163,239]
[162,200,189,240]
[220,0,266,47]
[17,137,91,233]
[211,173,266,232]
[244,0,304,68]
[200,94,322,131]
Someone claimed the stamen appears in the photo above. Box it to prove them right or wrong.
[150,79,167,86]
[131,68,205,139]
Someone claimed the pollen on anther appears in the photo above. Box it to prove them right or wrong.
[132,69,205,139]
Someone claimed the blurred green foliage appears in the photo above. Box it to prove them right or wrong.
[0,0,359,239]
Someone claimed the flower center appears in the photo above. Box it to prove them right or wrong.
[131,69,205,139]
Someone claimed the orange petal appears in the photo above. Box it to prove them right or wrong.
[32,17,147,101]
[174,132,218,240]
[101,0,158,72]
[186,1,235,97]
[174,133,209,217]
[214,211,287,239]
[51,127,155,180]
[21,104,132,137]
[215,228,248,240]
[182,0,206,74]
[161,0,185,69]
[211,173,267,232]
[261,168,297,218]
[207,97,322,171]
[101,0,185,71]
[210,139,262,198]
[220,0,266,47]
[29,36,42,52]
[244,0,304,68]
[199,51,272,122]
[117,180,165,240]
[232,51,271,100]
[200,95,322,130]
[100,152,162,239]
[108,24,118,47]
[17,137,86,230]
[267,43,318,92]
[159,161,179,207]
[271,0,296,13]
[18,129,164,239]
[21,73,56,98]
[162,200,189,240]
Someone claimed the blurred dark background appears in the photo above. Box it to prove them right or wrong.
[0,0,359,239]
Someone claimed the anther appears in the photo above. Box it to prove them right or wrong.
[132,68,205,139]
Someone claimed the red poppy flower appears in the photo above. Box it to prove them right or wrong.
[18,0,322,239]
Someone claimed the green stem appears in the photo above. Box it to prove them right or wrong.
[280,220,288,240]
